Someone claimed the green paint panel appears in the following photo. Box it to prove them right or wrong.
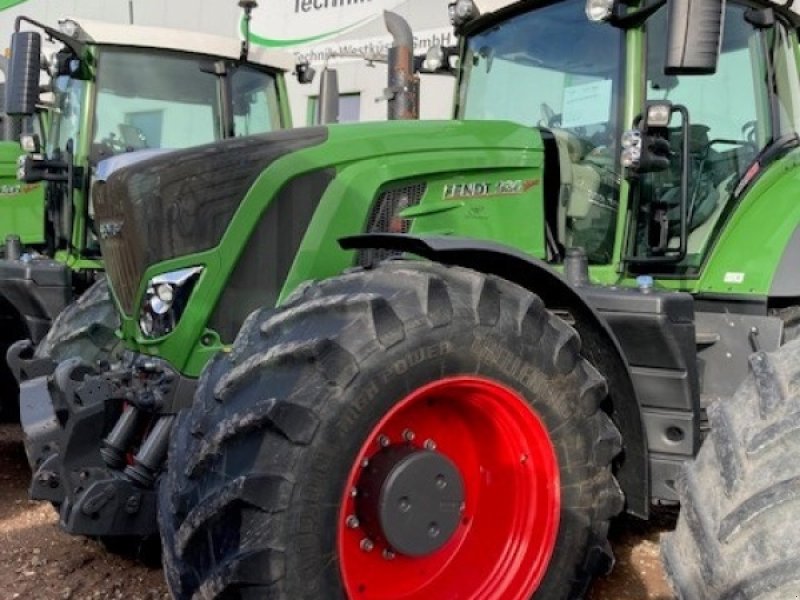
[0,142,43,244]
[697,151,800,296]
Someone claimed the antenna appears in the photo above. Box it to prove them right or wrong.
[239,0,257,62]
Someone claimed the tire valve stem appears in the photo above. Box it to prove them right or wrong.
[361,458,370,468]
[360,538,374,552]
[382,549,396,560]
[350,487,358,498]
[346,515,360,529]
[424,439,437,451]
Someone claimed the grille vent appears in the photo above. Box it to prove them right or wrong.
[357,182,426,267]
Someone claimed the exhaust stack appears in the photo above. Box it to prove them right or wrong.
[384,11,419,120]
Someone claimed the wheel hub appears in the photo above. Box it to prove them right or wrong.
[357,446,465,557]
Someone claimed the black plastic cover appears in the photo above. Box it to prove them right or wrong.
[94,128,328,314]
[665,0,724,75]
[208,169,334,342]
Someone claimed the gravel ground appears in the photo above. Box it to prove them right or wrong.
[0,422,675,599]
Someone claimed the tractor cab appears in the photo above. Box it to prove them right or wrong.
[6,17,295,264]
[456,0,799,283]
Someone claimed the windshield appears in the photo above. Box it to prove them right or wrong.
[92,48,281,159]
[458,0,624,263]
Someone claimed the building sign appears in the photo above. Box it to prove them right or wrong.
[249,0,453,62]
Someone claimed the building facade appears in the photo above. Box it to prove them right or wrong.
[0,0,456,125]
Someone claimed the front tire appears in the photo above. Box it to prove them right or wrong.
[160,262,624,599]
[35,277,120,364]
[663,340,800,598]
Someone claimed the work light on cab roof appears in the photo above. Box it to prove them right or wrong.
[585,0,615,21]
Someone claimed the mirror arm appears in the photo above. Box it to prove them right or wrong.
[609,0,667,29]
[14,16,85,56]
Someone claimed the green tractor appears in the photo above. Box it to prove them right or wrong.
[18,0,800,597]
[0,13,299,417]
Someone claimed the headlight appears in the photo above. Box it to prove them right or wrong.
[620,129,643,169]
[20,134,40,154]
[449,0,478,27]
[139,267,202,338]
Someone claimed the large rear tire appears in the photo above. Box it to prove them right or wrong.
[663,340,800,599]
[159,262,624,599]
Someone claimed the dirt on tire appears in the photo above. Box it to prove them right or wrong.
[663,342,800,598]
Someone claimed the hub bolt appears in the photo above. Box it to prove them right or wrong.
[360,538,374,552]
[346,515,360,529]
[428,522,441,539]
[435,474,447,489]
[361,458,370,468]
[402,429,415,442]
[382,549,396,560]
[378,434,390,448]
[424,439,437,451]
[398,496,412,513]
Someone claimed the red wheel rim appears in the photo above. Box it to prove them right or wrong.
[337,375,560,599]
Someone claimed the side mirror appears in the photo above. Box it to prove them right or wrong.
[5,31,41,116]
[665,0,724,75]
[295,61,316,85]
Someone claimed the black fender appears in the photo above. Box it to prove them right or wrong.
[0,257,72,344]
[341,233,649,518]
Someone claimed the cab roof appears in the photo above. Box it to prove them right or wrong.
[473,0,800,23]
[63,18,295,72]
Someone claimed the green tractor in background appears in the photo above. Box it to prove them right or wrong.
[16,0,800,597]
[0,12,299,421]
[0,55,44,250]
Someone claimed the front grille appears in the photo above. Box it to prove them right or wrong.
[93,128,328,315]
[357,182,426,267]
[93,180,141,317]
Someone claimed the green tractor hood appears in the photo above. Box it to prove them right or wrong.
[96,120,546,375]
